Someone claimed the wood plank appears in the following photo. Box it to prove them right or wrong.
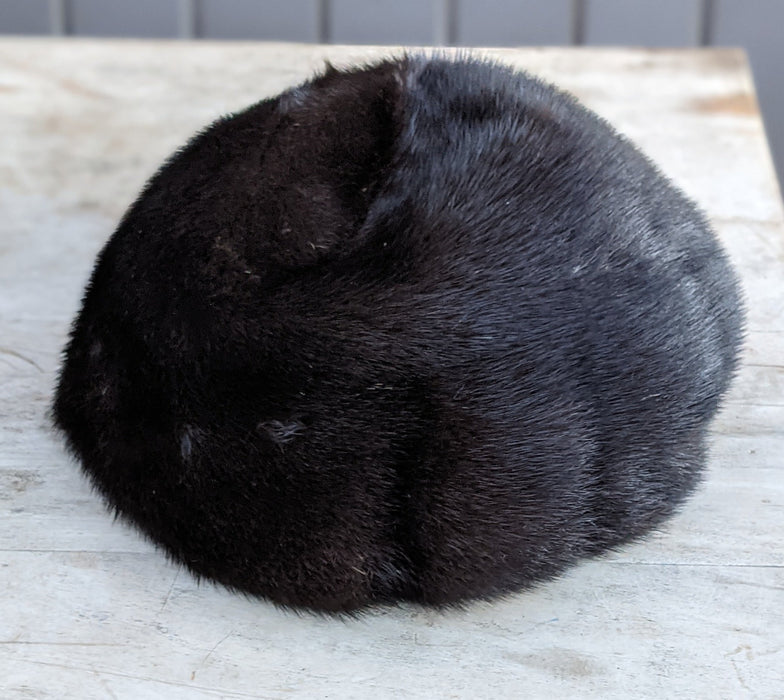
[711,0,784,201]
[0,40,782,698]
[1,551,782,696]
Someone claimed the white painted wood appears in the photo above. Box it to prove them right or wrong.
[0,40,782,698]
[711,0,784,198]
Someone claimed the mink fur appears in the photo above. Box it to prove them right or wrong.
[53,55,745,613]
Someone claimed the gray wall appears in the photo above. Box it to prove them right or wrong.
[1,0,782,191]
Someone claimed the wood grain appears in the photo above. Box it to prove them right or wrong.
[0,40,782,698]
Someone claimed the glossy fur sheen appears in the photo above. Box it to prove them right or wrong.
[53,55,744,613]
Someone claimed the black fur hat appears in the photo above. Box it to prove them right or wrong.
[53,55,744,613]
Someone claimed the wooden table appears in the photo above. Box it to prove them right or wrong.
[1,39,782,698]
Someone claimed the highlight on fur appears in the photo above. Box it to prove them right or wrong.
[53,54,745,613]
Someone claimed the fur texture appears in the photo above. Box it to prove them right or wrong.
[53,55,744,613]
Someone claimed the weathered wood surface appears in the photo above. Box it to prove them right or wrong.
[1,40,782,698]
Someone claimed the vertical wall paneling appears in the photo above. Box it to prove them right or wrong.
[698,0,713,46]
[432,0,455,46]
[69,0,180,38]
[571,0,585,44]
[0,0,52,34]
[198,0,320,41]
[584,0,702,47]
[329,0,436,45]
[49,0,67,35]
[455,0,574,47]
[712,0,784,190]
[177,0,196,39]
[317,0,330,42]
